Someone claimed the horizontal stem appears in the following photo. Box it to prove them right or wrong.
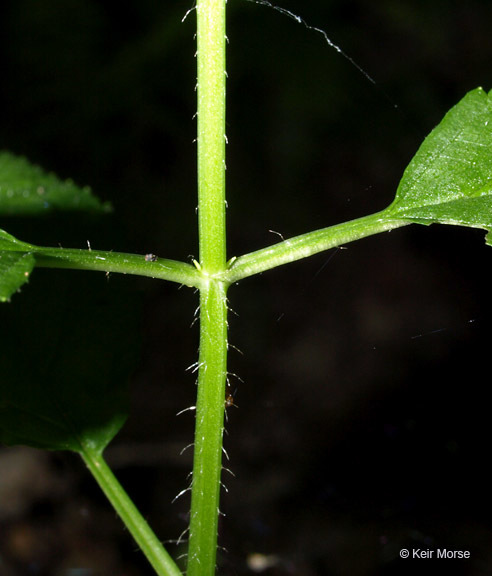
[221,210,410,284]
[32,247,203,288]
[3,211,411,291]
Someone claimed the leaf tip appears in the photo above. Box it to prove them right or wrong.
[485,230,492,247]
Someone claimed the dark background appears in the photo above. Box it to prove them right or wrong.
[1,1,492,575]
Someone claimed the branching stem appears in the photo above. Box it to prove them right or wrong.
[187,1,228,575]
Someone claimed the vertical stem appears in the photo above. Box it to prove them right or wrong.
[196,0,227,274]
[188,1,228,575]
[188,281,228,576]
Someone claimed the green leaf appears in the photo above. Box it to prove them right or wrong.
[0,251,35,302]
[0,227,33,250]
[0,276,138,454]
[0,230,35,301]
[0,151,111,215]
[387,87,492,243]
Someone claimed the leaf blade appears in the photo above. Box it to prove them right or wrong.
[0,251,35,302]
[0,278,138,454]
[387,87,492,242]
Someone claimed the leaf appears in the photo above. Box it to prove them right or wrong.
[387,87,492,243]
[0,276,139,454]
[0,251,35,302]
[0,228,32,250]
[0,229,35,301]
[0,151,111,215]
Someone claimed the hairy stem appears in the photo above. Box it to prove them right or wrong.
[187,0,228,574]
[33,247,202,288]
[196,0,227,274]
[221,210,410,283]
[188,280,228,576]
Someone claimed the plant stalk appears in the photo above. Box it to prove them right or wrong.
[34,248,202,288]
[222,211,410,283]
[81,448,182,576]
[196,0,227,274]
[188,280,228,576]
[187,0,228,574]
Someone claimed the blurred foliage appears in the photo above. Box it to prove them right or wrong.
[0,151,110,215]
[0,271,139,452]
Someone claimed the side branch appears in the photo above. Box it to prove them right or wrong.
[82,448,183,576]
[221,210,410,284]
[33,247,203,288]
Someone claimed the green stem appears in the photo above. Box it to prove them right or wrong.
[32,247,203,288]
[221,210,410,283]
[196,0,227,274]
[81,448,182,576]
[188,280,228,576]
[187,0,228,574]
